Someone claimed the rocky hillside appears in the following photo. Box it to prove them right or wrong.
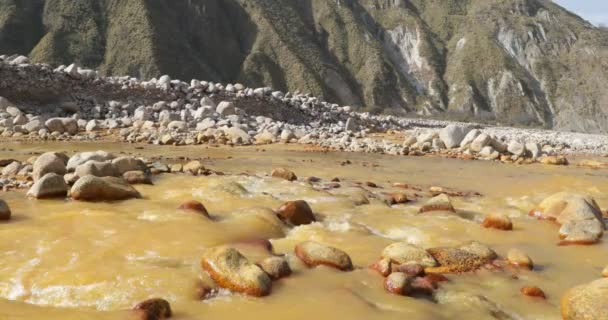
[1,0,607,133]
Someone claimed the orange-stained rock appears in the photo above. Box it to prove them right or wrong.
[393,263,425,277]
[178,200,210,218]
[561,278,608,320]
[426,241,497,273]
[133,298,172,320]
[0,199,11,221]
[482,214,513,231]
[370,258,392,277]
[507,248,533,270]
[276,200,315,226]
[201,247,272,297]
[271,168,297,181]
[411,274,449,294]
[384,272,413,295]
[521,286,546,299]
[295,241,353,271]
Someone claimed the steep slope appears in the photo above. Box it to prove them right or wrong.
[0,0,607,133]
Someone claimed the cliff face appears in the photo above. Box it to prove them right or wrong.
[0,0,607,133]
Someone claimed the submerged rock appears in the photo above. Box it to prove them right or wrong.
[178,200,210,218]
[419,194,455,213]
[258,256,292,280]
[0,199,10,220]
[271,168,297,181]
[506,248,533,270]
[133,298,172,320]
[276,200,316,226]
[482,214,513,231]
[521,286,546,299]
[561,278,608,320]
[27,173,68,198]
[381,243,437,267]
[295,241,353,271]
[71,176,141,201]
[201,247,272,297]
[426,241,497,273]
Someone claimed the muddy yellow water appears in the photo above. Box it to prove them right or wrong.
[1,141,608,319]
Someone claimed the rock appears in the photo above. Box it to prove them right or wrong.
[526,142,541,159]
[216,101,236,116]
[460,129,481,147]
[440,125,470,149]
[507,141,526,156]
[381,243,437,267]
[280,129,295,142]
[149,162,169,174]
[224,127,251,144]
[24,119,43,132]
[470,134,492,152]
[531,192,605,244]
[26,173,68,198]
[123,171,152,185]
[75,161,118,178]
[258,256,292,280]
[384,272,413,295]
[183,160,204,175]
[295,241,353,271]
[44,118,65,133]
[561,278,608,320]
[271,168,297,181]
[426,241,497,273]
[603,266,608,278]
[133,298,172,320]
[61,118,79,135]
[507,248,533,270]
[370,258,392,277]
[345,118,356,132]
[254,131,277,144]
[178,200,210,217]
[419,194,455,213]
[521,286,546,299]
[539,155,568,165]
[1,161,22,177]
[411,274,449,294]
[0,199,10,221]
[160,134,175,145]
[71,176,141,201]
[64,173,79,185]
[201,247,272,297]
[112,157,147,175]
[33,152,67,181]
[435,292,515,320]
[276,200,316,226]
[482,214,513,231]
[67,151,115,171]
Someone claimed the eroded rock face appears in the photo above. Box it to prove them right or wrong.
[381,243,437,267]
[561,278,608,320]
[27,173,68,199]
[0,199,10,220]
[32,152,67,181]
[295,241,353,271]
[201,247,272,297]
[276,200,316,226]
[71,176,141,201]
[426,242,497,273]
[531,193,605,245]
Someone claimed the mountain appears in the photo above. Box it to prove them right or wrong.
[1,0,607,133]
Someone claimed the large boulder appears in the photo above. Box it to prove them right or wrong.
[381,243,437,267]
[295,241,353,271]
[561,278,608,320]
[61,118,79,135]
[44,118,65,133]
[111,157,148,175]
[460,129,481,147]
[439,125,470,149]
[531,192,605,244]
[216,101,236,116]
[32,152,67,181]
[123,171,152,185]
[27,173,68,198]
[276,200,316,226]
[426,241,497,273]
[67,151,115,171]
[470,134,492,152]
[201,247,272,297]
[0,199,10,220]
[223,127,251,144]
[75,161,118,178]
[71,176,141,201]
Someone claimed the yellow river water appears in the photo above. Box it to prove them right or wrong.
[0,141,607,319]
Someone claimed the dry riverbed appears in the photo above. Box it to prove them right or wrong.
[0,141,607,319]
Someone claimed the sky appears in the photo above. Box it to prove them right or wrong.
[554,0,608,26]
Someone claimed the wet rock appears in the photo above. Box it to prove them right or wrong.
[435,291,516,320]
[426,241,497,273]
[258,256,292,280]
[381,243,437,267]
[33,152,67,181]
[507,248,533,270]
[439,125,470,149]
[411,274,449,294]
[370,258,392,277]
[27,173,68,198]
[1,161,22,177]
[384,272,413,295]
[111,157,148,175]
[295,241,353,271]
[183,160,204,175]
[419,194,455,213]
[559,220,604,245]
[276,200,315,226]
[67,151,115,171]
[169,164,183,173]
[178,200,210,217]
[539,155,568,165]
[201,247,272,297]
[71,176,141,201]
[521,286,546,299]
[561,278,608,320]
[0,199,10,221]
[482,214,513,231]
[150,162,169,174]
[507,141,526,156]
[393,263,426,277]
[470,134,492,152]
[133,298,172,320]
[123,170,152,185]
[75,161,118,178]
[271,168,297,181]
